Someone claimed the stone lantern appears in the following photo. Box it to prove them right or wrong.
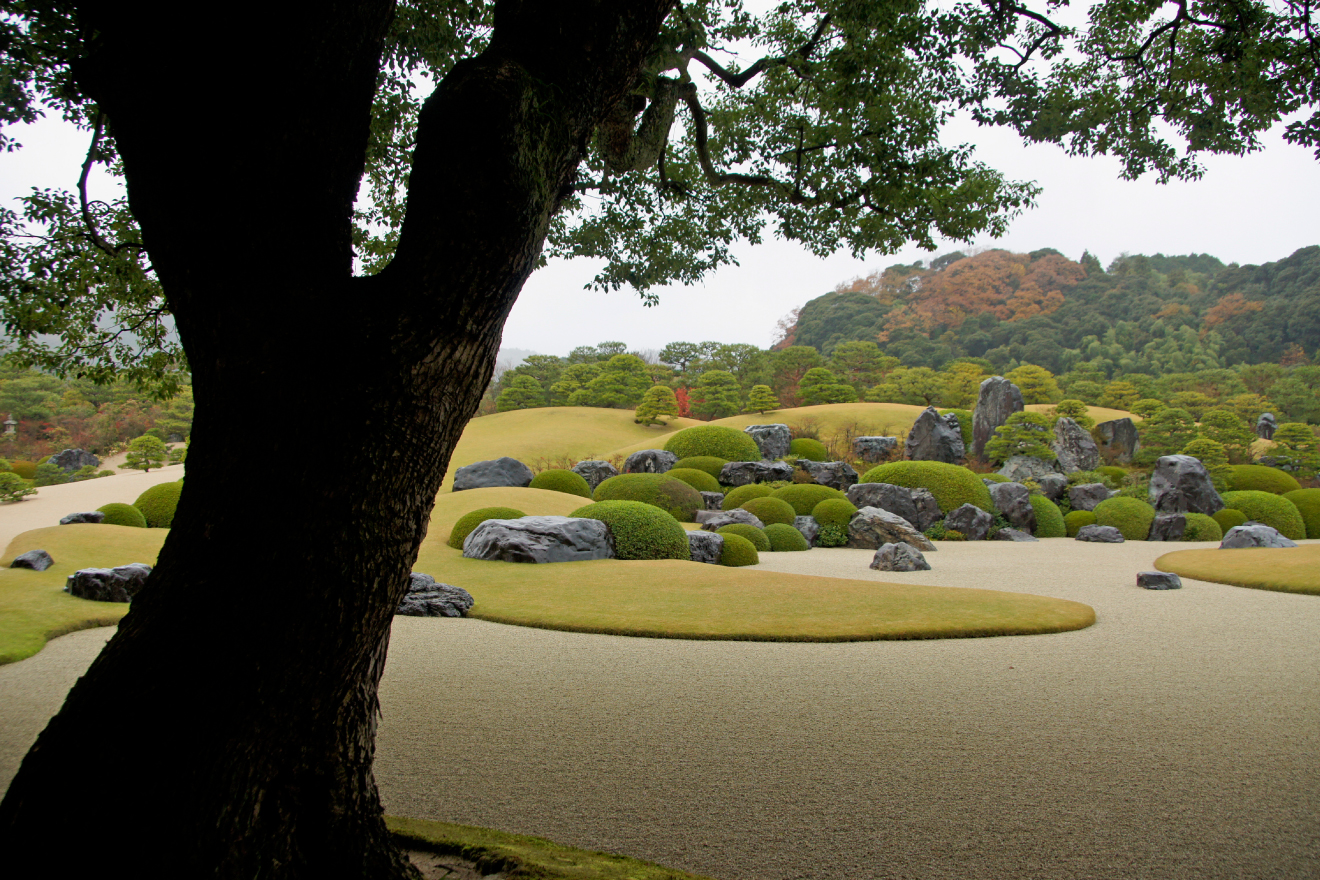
[2,414,15,436]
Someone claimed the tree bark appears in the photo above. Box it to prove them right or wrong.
[0,1,674,874]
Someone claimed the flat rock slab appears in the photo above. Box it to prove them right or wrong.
[462,516,615,563]
[992,528,1038,542]
[59,511,105,525]
[64,563,153,602]
[624,449,677,474]
[870,542,931,572]
[688,531,724,565]
[744,424,790,460]
[848,507,935,551]
[1138,571,1182,590]
[452,457,534,491]
[396,573,474,617]
[1220,524,1298,549]
[719,461,794,487]
[1076,524,1125,543]
[699,509,766,532]
[10,549,54,571]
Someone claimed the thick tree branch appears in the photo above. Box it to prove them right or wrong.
[690,13,832,89]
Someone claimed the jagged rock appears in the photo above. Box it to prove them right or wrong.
[1147,513,1187,542]
[904,406,965,464]
[869,543,931,572]
[853,436,900,462]
[1052,418,1099,473]
[48,448,99,474]
[572,460,618,491]
[699,509,766,531]
[743,424,790,460]
[1256,412,1277,440]
[1220,524,1298,549]
[846,483,940,531]
[988,482,1036,534]
[795,460,858,491]
[793,515,820,546]
[10,549,54,571]
[59,511,106,525]
[453,457,534,491]
[1075,525,1125,543]
[623,449,677,474]
[972,377,1024,459]
[688,531,724,565]
[848,507,936,551]
[1035,473,1068,502]
[1149,455,1224,515]
[992,528,1038,542]
[64,563,153,602]
[462,516,615,563]
[719,460,794,487]
[1138,571,1182,590]
[1068,483,1113,512]
[1096,418,1141,464]
[943,504,993,541]
[396,574,474,617]
[700,491,725,511]
[909,489,942,532]
[998,455,1060,482]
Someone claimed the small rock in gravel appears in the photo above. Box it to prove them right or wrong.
[1137,571,1182,590]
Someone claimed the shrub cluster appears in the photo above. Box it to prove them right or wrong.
[1064,510,1097,537]
[8,460,37,480]
[447,506,527,549]
[740,496,797,526]
[764,523,810,551]
[570,500,691,560]
[718,532,760,566]
[1226,464,1302,495]
[594,473,702,522]
[671,456,729,479]
[663,425,761,462]
[859,461,993,513]
[1093,497,1156,541]
[816,523,849,547]
[528,468,593,498]
[811,498,858,527]
[1029,494,1066,538]
[1220,490,1306,540]
[722,483,774,510]
[1095,466,1128,485]
[97,502,148,528]
[1281,489,1320,539]
[134,481,183,528]
[771,483,847,515]
[1182,513,1223,542]
[788,438,828,462]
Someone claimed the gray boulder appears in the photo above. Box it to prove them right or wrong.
[909,489,943,532]
[1220,524,1298,549]
[687,531,724,565]
[49,448,99,474]
[853,436,899,462]
[396,574,474,617]
[59,511,106,525]
[848,507,936,551]
[972,377,1024,459]
[1096,418,1141,464]
[1149,455,1224,515]
[719,460,794,487]
[795,460,859,491]
[10,549,54,571]
[943,504,993,541]
[869,543,931,572]
[743,424,790,460]
[998,455,1060,482]
[462,516,615,563]
[1075,524,1124,543]
[904,406,965,464]
[453,457,534,491]
[1147,513,1187,542]
[793,515,820,547]
[846,482,939,530]
[1256,412,1277,440]
[572,460,618,491]
[1137,571,1182,590]
[992,528,1038,542]
[988,482,1036,534]
[623,449,677,474]
[1035,473,1068,502]
[64,563,153,602]
[700,491,725,511]
[699,509,766,531]
[1052,418,1099,473]
[1069,483,1113,512]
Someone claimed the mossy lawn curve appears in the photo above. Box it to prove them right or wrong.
[1157,544,1320,596]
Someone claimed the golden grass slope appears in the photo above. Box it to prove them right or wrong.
[1156,544,1320,596]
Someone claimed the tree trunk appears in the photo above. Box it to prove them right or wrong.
[0,1,673,874]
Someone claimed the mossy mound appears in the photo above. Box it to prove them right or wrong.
[1212,507,1248,533]
[663,425,761,462]
[1282,489,1320,539]
[671,456,729,479]
[721,483,774,510]
[1182,513,1223,542]
[96,502,147,529]
[740,496,797,526]
[764,523,810,551]
[1029,494,1066,538]
[1064,510,1097,537]
[593,473,702,522]
[770,483,847,516]
[527,468,593,498]
[858,461,993,513]
[133,481,183,528]
[448,506,527,549]
[1226,464,1302,495]
[665,467,722,494]
[718,532,759,567]
[788,438,828,462]
[1096,466,1128,484]
[717,523,771,553]
[570,500,690,561]
[1093,497,1156,541]
[8,461,36,480]
[812,498,858,528]
[1220,490,1306,540]
[981,473,1010,483]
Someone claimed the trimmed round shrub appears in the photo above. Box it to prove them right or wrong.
[721,483,774,510]
[1220,490,1306,540]
[569,500,690,560]
[528,468,593,498]
[1096,466,1128,484]
[1226,464,1302,495]
[1212,507,1248,533]
[717,523,771,552]
[593,473,702,522]
[8,460,36,480]
[1029,494,1066,538]
[771,483,847,515]
[981,473,1010,483]
[740,496,797,526]
[448,506,526,549]
[1182,513,1223,542]
[812,498,858,528]
[764,522,810,552]
[858,461,993,513]
[96,502,147,528]
[672,456,729,479]
[719,532,759,567]
[1093,497,1157,541]
[663,425,761,462]
[1282,488,1320,539]
[666,467,722,494]
[1064,510,1097,537]
[788,437,828,462]
[134,481,183,528]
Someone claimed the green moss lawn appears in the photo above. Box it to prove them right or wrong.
[1156,544,1320,596]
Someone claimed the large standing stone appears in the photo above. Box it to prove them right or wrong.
[869,543,931,572]
[1096,418,1141,464]
[847,507,936,551]
[453,457,534,491]
[64,563,153,602]
[988,482,1036,534]
[1075,524,1124,543]
[1068,483,1113,512]
[462,516,615,563]
[1052,418,1100,473]
[743,424,790,460]
[700,491,725,511]
[572,460,618,491]
[997,456,1060,482]
[396,574,474,617]
[1220,524,1298,549]
[853,436,899,462]
[59,511,106,525]
[10,549,54,571]
[698,509,766,531]
[795,460,859,491]
[1256,412,1277,440]
[1147,513,1187,542]
[972,377,1024,459]
[943,504,993,541]
[793,515,820,546]
[1035,473,1068,502]
[48,448,99,474]
[688,531,724,565]
[719,460,794,487]
[1148,455,1224,514]
[623,449,677,474]
[1138,572,1182,590]
[992,528,1038,542]
[904,406,965,464]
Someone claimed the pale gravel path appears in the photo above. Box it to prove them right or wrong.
[3,538,1318,879]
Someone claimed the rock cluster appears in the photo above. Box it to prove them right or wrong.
[65,563,153,602]
[453,457,534,491]
[846,483,941,531]
[848,507,935,551]
[396,574,474,617]
[743,424,790,460]
[462,516,615,563]
[972,377,1024,459]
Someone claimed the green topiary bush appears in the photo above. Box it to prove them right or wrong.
[740,496,797,526]
[788,437,828,462]
[718,532,759,566]
[811,498,858,527]
[663,425,761,462]
[528,468,593,498]
[1282,489,1320,539]
[764,522,810,551]
[721,483,775,510]
[134,481,183,528]
[448,506,527,549]
[97,502,148,528]
[1064,510,1097,537]
[770,483,847,515]
[1093,497,1157,541]
[1225,464,1302,495]
[593,473,703,522]
[858,461,993,513]
[1219,490,1306,540]
[665,467,722,494]
[717,523,771,552]
[1029,494,1066,537]
[8,460,36,480]
[569,500,690,560]
[671,456,729,479]
[1182,513,1223,542]
[1212,507,1248,533]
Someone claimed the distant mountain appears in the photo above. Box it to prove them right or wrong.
[495,347,539,371]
